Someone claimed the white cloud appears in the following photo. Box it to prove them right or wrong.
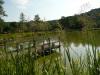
[17,0,30,5]
[12,0,31,9]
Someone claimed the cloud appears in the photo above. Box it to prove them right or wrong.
[12,0,31,9]
[17,0,30,5]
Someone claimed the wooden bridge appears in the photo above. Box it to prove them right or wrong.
[37,41,60,56]
[1,38,61,56]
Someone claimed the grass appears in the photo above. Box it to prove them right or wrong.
[0,46,63,75]
[0,31,100,75]
[0,31,61,39]
[0,42,99,75]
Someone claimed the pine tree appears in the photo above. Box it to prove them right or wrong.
[19,12,25,32]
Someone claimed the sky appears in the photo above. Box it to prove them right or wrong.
[3,0,100,22]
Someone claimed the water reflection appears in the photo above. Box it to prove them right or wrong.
[59,30,100,58]
[1,31,100,56]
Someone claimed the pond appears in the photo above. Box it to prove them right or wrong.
[59,30,100,57]
[2,30,100,57]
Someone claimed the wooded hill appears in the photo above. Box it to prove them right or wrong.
[1,8,100,33]
[58,8,100,30]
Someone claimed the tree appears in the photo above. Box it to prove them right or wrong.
[19,12,26,32]
[0,18,4,33]
[0,0,6,18]
[0,0,6,33]
[53,21,62,31]
[68,15,84,29]
[78,15,96,30]
[33,21,49,31]
[32,15,50,31]
[59,16,70,29]
[59,15,95,30]
[20,12,25,22]
[9,22,18,32]
[34,14,40,21]
[61,16,66,19]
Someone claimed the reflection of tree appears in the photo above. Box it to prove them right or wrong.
[62,31,100,47]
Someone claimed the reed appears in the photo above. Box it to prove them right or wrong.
[0,36,100,75]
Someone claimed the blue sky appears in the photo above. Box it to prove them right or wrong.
[3,0,100,22]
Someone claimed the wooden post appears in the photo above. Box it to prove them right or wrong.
[48,38,51,53]
[58,37,61,53]
[16,43,19,56]
[3,38,7,53]
[41,40,45,56]
[28,41,31,63]
[33,39,37,58]
[33,39,37,53]
[3,38,8,61]
[42,41,45,50]
[20,44,23,51]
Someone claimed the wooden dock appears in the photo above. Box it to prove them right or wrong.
[37,42,60,56]
[4,38,61,56]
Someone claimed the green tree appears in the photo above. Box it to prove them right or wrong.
[0,0,6,33]
[0,0,6,18]
[9,22,18,32]
[20,12,25,22]
[78,15,96,30]
[68,15,84,29]
[34,14,40,21]
[19,12,26,32]
[31,15,50,31]
[59,16,71,29]
[53,21,62,31]
[0,18,4,33]
[59,15,96,30]
[33,20,50,31]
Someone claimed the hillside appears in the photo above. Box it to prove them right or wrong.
[58,8,100,30]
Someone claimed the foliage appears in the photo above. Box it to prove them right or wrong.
[0,0,6,18]
[32,20,50,31]
[34,14,40,21]
[77,15,96,30]
[59,15,96,30]
[0,18,4,33]
[20,12,25,22]
[0,0,6,33]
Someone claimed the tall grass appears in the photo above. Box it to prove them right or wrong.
[0,35,100,75]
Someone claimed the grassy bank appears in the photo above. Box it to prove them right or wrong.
[0,31,62,38]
